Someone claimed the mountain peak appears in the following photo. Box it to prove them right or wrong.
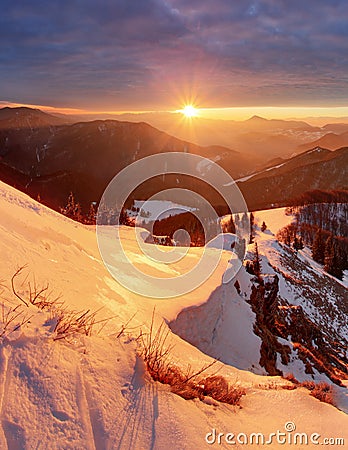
[0,106,66,126]
[246,115,268,122]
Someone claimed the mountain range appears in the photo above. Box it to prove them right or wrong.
[82,111,348,159]
[28,109,348,158]
[0,107,347,212]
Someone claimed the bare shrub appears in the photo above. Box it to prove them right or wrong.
[300,380,334,405]
[256,379,296,391]
[309,382,334,405]
[9,266,111,341]
[115,312,139,338]
[0,302,32,339]
[138,316,175,382]
[11,266,62,310]
[202,376,246,405]
[283,373,299,384]
[138,310,245,406]
[53,308,110,340]
[301,380,316,390]
[281,384,297,391]
[170,380,203,400]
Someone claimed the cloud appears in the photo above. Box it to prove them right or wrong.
[0,0,347,109]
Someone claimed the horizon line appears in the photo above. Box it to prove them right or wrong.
[1,100,348,122]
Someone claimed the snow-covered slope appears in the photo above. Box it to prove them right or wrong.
[0,182,347,449]
[171,207,348,409]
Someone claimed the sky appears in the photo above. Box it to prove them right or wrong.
[1,0,348,118]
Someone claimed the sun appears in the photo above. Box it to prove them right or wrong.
[181,104,199,118]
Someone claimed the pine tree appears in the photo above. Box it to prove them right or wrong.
[298,237,304,250]
[119,208,128,225]
[293,236,300,251]
[253,242,261,277]
[293,236,304,251]
[234,280,241,295]
[234,237,246,261]
[312,229,325,264]
[75,202,82,222]
[335,243,345,279]
[249,212,255,244]
[224,215,235,234]
[61,192,81,221]
[324,235,343,279]
[324,235,335,274]
[241,212,249,230]
[87,202,97,225]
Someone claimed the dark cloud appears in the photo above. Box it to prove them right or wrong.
[0,0,347,109]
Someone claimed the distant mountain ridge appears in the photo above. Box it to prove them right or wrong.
[297,131,348,152]
[0,106,68,127]
[239,146,348,209]
[98,111,329,160]
[0,107,253,211]
[0,107,347,213]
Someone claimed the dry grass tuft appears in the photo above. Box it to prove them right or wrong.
[115,312,139,339]
[282,374,335,404]
[0,302,32,339]
[310,382,334,405]
[301,380,316,390]
[301,380,334,405]
[53,307,110,340]
[283,372,299,384]
[138,309,246,406]
[11,265,63,310]
[201,375,246,404]
[8,266,111,341]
